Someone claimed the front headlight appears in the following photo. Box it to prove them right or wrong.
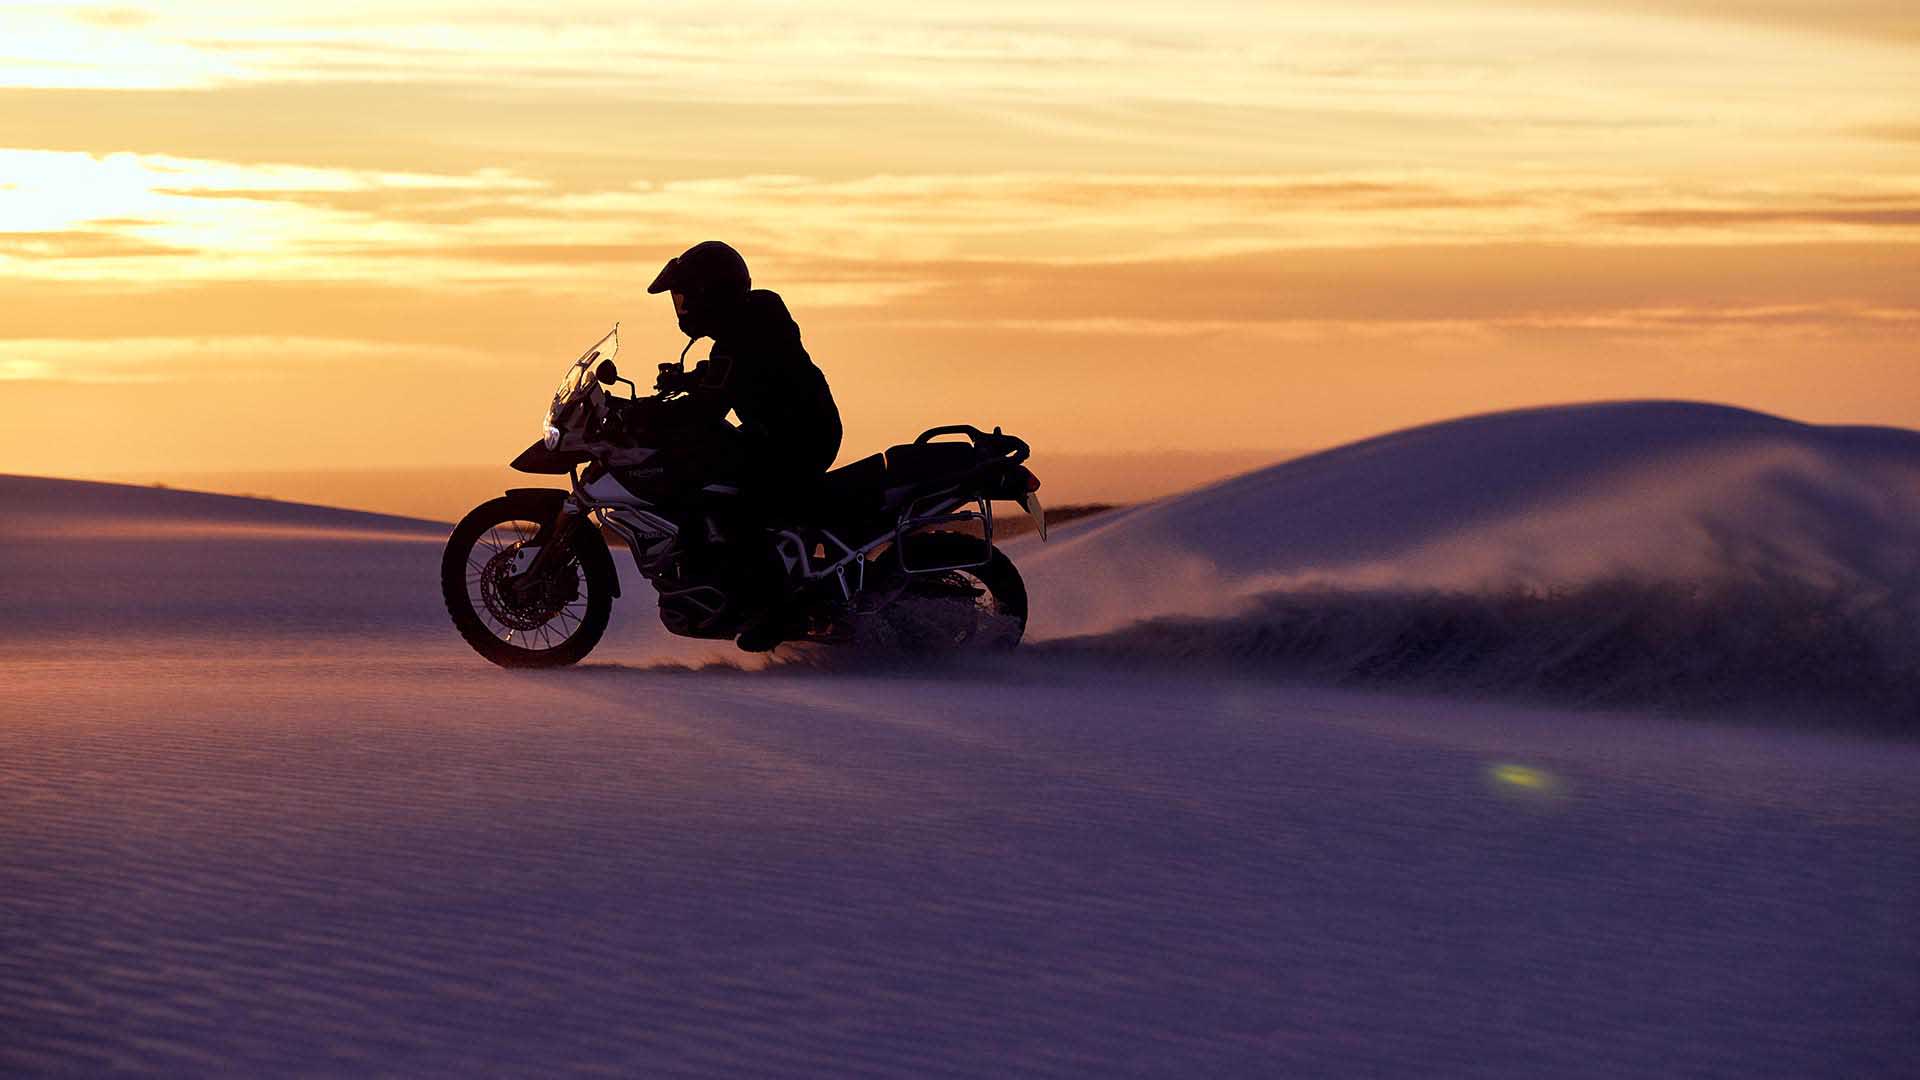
[541,415,561,450]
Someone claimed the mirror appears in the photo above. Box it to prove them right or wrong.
[595,360,619,386]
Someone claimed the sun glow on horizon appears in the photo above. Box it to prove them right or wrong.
[0,1,1915,485]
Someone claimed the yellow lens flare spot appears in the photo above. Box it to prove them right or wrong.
[1485,763,1561,796]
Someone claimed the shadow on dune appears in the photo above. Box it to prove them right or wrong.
[569,477,1920,727]
[9,402,1915,731]
[611,569,1916,730]
[571,657,756,677]
[989,400,1920,727]
[1033,575,1918,727]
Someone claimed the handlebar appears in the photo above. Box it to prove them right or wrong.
[654,363,696,395]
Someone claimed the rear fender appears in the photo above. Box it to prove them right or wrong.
[983,464,1040,501]
[971,467,1047,540]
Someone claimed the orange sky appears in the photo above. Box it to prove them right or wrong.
[2,1,1916,499]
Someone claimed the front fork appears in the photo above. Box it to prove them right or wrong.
[506,496,584,600]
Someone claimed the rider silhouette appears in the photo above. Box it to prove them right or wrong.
[646,241,841,649]
[647,241,841,504]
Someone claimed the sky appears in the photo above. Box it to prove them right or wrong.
[1,1,1916,500]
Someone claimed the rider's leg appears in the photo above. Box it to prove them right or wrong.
[732,439,830,652]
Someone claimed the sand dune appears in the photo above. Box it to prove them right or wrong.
[0,474,446,532]
[1024,400,1920,625]
[0,475,449,647]
[1018,401,1920,718]
[3,404,1916,1075]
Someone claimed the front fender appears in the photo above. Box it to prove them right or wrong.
[510,440,590,474]
[501,486,621,598]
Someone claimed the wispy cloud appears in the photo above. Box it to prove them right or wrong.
[9,2,1915,130]
[0,230,190,259]
[880,303,1920,339]
[1490,0,1920,46]
[0,335,491,384]
[0,149,550,279]
[0,2,1916,473]
[1852,124,1920,143]
[1599,208,1920,228]
[5,150,1917,291]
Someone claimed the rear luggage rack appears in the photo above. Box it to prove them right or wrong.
[889,425,1028,573]
[770,424,1031,590]
[912,424,1030,465]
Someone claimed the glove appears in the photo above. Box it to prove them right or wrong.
[655,363,694,393]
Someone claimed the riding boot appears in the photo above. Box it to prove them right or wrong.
[734,537,801,652]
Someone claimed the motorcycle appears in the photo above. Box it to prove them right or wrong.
[441,326,1047,668]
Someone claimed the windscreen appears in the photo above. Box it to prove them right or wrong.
[552,325,619,412]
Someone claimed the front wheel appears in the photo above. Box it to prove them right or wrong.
[441,494,615,668]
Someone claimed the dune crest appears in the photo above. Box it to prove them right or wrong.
[1025,401,1920,626]
[1020,401,1920,717]
[7,402,1915,716]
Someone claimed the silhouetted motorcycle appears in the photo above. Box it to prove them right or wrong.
[442,327,1046,667]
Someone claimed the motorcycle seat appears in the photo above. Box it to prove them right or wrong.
[820,453,887,500]
[792,443,983,528]
[883,442,978,486]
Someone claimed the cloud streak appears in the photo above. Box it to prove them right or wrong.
[0,2,1915,475]
[0,335,491,384]
[4,150,1916,290]
[1599,208,1920,228]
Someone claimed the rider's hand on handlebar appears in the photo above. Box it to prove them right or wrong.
[655,363,691,394]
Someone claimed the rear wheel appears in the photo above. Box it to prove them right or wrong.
[881,531,1028,651]
[441,495,614,668]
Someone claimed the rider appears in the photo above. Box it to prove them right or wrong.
[646,240,842,649]
[647,240,841,499]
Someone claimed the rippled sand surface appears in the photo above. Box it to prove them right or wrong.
[3,466,1917,1075]
[6,648,1918,1076]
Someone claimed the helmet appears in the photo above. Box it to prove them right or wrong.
[647,240,750,338]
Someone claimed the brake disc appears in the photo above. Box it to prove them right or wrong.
[478,543,576,631]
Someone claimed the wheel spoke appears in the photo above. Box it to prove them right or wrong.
[456,517,598,653]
